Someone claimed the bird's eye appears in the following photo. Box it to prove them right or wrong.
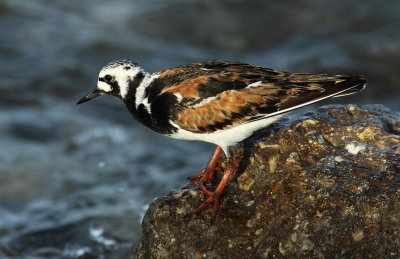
[104,75,113,82]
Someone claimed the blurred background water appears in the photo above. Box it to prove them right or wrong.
[0,0,399,257]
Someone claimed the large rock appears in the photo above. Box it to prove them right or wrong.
[136,104,400,258]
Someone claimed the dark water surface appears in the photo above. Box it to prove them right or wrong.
[1,0,399,257]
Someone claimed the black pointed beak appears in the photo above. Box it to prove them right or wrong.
[76,88,103,104]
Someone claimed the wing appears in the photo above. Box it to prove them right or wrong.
[157,61,366,133]
[158,61,279,99]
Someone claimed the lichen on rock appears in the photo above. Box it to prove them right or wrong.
[135,104,400,258]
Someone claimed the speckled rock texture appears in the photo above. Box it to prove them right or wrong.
[135,104,400,259]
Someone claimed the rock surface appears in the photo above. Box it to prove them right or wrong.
[135,104,400,258]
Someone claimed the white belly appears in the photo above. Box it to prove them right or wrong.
[168,114,285,154]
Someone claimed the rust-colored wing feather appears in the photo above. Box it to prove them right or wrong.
[157,61,366,133]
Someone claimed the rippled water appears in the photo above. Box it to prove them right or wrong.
[1,0,399,257]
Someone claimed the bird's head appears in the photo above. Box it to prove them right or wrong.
[77,60,143,104]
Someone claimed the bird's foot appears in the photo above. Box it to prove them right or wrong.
[190,158,238,222]
[187,167,218,183]
[191,191,221,223]
[187,146,223,183]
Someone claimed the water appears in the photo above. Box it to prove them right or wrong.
[1,0,399,257]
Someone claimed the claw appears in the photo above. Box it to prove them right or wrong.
[187,169,215,183]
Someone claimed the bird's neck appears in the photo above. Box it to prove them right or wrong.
[123,71,163,128]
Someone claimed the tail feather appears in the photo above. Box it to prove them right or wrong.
[333,76,367,97]
[248,74,367,122]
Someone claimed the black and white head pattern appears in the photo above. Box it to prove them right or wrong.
[97,60,142,99]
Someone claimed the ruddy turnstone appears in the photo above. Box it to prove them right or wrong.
[77,60,366,220]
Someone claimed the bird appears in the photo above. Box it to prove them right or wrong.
[77,60,366,220]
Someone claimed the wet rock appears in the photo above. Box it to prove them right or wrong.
[136,104,400,258]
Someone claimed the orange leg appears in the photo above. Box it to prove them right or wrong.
[188,146,223,183]
[191,158,239,221]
